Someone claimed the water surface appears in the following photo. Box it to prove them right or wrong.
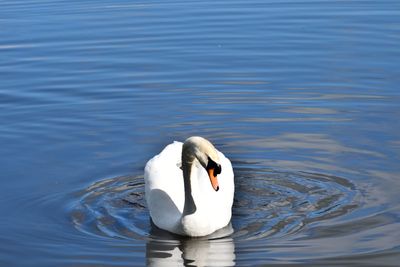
[1,0,400,266]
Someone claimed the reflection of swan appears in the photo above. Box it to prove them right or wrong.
[145,136,234,236]
[146,224,235,267]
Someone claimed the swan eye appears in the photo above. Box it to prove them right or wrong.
[207,157,222,176]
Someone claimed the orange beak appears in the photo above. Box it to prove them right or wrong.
[207,168,219,191]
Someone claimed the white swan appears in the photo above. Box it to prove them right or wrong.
[144,136,234,237]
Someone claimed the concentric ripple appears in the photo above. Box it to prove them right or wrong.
[231,168,359,241]
[70,169,359,242]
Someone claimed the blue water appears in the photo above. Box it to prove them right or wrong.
[1,0,400,266]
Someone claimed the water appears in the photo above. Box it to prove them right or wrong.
[1,0,400,266]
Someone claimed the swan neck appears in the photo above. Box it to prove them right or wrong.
[182,159,197,216]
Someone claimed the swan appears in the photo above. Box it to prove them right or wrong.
[144,136,234,237]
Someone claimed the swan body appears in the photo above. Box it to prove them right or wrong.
[144,136,234,237]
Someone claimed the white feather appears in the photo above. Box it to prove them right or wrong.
[144,137,234,236]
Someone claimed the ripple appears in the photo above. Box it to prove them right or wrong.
[70,169,359,242]
[70,176,149,240]
[232,168,359,241]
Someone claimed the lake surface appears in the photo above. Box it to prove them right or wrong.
[1,0,400,266]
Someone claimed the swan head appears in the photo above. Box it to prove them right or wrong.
[183,136,222,192]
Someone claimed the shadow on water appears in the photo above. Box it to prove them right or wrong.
[146,224,235,266]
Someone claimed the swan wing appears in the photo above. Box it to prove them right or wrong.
[144,142,185,232]
[196,150,234,230]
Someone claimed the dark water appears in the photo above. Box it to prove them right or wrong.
[1,0,400,266]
